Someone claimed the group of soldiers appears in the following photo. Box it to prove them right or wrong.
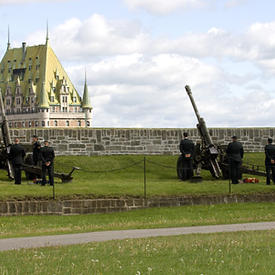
[8,135,55,185]
[180,133,275,185]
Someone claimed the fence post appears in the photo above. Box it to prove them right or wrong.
[144,156,147,200]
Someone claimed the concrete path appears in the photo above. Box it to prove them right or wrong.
[1,221,275,252]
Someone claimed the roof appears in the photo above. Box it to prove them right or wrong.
[0,41,84,107]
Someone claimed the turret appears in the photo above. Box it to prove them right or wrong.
[81,72,92,127]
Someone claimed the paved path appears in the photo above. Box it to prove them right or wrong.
[1,221,275,251]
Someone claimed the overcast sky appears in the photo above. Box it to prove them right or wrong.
[1,0,275,128]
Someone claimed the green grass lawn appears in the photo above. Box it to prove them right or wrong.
[1,230,275,274]
[1,202,275,239]
[0,153,272,200]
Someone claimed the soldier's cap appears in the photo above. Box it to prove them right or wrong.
[268,138,273,143]
[232,135,237,139]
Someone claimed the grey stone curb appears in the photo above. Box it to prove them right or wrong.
[1,221,275,251]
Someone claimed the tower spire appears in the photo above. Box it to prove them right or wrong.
[7,25,10,50]
[82,70,92,109]
[46,20,49,45]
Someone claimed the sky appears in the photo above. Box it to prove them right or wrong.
[1,0,275,128]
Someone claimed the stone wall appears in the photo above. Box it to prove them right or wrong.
[1,193,275,216]
[7,127,275,155]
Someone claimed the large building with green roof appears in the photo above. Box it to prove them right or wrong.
[0,32,92,128]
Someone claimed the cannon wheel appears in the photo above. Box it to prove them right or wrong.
[177,155,184,179]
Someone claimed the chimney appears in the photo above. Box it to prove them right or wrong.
[22,42,26,61]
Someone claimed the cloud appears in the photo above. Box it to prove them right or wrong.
[224,0,248,8]
[23,15,275,127]
[123,0,209,14]
[123,0,248,14]
[27,15,150,61]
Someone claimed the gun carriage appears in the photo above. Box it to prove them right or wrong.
[177,85,266,180]
[0,92,78,183]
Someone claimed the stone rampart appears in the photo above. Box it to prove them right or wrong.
[7,127,275,155]
[1,193,275,216]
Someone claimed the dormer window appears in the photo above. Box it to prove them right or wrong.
[72,96,77,103]
[26,97,29,104]
[50,96,54,102]
[29,65,32,71]
[62,96,67,103]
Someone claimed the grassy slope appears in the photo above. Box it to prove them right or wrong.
[0,153,272,200]
[0,230,275,274]
[1,202,275,239]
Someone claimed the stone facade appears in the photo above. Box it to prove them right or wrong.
[7,127,275,155]
[1,193,275,216]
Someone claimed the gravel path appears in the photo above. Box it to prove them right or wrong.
[1,221,275,251]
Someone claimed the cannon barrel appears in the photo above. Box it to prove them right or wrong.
[185,85,214,147]
[185,85,222,178]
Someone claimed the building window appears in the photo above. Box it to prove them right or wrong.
[6,99,10,105]
[50,96,54,102]
[31,97,34,104]
[35,78,39,83]
[9,122,12,127]
[6,109,10,114]
[17,108,20,113]
[54,120,58,126]
[36,65,40,70]
[22,121,25,127]
[29,121,32,127]
[74,107,78,112]
[42,121,45,127]
[78,120,81,127]
[62,107,67,112]
[14,122,17,128]
[35,121,39,127]
[28,79,31,84]
[47,121,49,126]
[62,96,67,103]
[86,121,90,127]
[66,121,69,127]
[52,106,56,112]
[72,96,77,103]
[29,65,32,71]
[26,97,29,104]
[16,97,21,104]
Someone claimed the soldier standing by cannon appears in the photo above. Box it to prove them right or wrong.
[226,136,244,184]
[9,138,25,185]
[179,132,195,180]
[32,135,41,166]
[41,140,55,186]
[265,138,275,185]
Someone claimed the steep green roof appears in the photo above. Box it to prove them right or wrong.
[0,40,82,106]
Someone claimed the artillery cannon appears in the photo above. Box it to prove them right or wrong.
[0,92,78,183]
[177,85,266,180]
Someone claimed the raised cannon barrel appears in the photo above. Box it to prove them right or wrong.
[184,85,222,178]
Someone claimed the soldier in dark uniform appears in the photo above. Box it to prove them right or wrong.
[179,132,195,180]
[226,136,244,184]
[265,138,275,185]
[40,141,55,186]
[9,138,26,185]
[32,135,41,166]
